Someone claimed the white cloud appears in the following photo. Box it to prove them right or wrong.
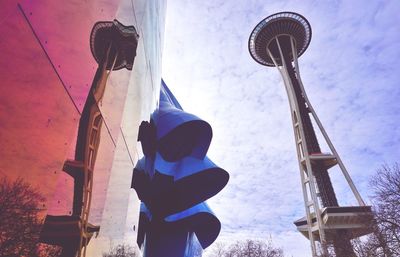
[162,0,400,255]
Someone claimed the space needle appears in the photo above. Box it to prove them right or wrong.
[249,12,373,256]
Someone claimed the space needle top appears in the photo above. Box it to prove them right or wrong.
[248,11,312,66]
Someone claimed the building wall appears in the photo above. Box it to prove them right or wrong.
[87,0,167,255]
[0,0,122,220]
[0,0,166,255]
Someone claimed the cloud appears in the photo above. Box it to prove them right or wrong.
[162,0,400,255]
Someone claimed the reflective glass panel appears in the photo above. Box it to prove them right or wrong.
[0,6,79,217]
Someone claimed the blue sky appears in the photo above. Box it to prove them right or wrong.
[162,0,400,256]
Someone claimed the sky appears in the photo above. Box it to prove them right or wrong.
[162,1,400,256]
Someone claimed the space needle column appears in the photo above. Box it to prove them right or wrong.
[249,12,372,257]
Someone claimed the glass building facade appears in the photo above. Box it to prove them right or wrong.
[0,0,166,256]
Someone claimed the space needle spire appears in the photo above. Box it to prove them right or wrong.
[248,12,372,256]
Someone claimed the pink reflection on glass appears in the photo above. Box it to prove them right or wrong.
[20,0,120,112]
[0,6,79,216]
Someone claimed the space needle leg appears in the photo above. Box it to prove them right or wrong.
[290,39,366,207]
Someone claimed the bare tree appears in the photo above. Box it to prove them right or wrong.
[0,176,46,257]
[36,243,62,257]
[102,244,139,257]
[352,233,387,257]
[208,239,284,257]
[209,242,228,257]
[370,163,400,255]
[350,163,400,257]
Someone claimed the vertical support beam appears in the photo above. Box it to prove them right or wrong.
[79,46,119,257]
[267,36,328,256]
[268,57,315,257]
[290,40,366,207]
[288,36,328,255]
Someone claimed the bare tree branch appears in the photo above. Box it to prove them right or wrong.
[207,239,284,257]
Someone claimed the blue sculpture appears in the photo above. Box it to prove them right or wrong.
[132,80,229,257]
[156,97,212,162]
